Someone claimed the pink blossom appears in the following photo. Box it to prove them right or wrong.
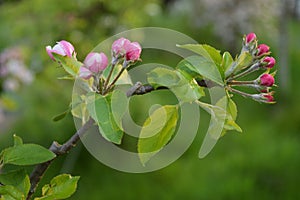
[260,74,275,87]
[257,44,270,56]
[124,42,142,61]
[263,93,274,103]
[262,56,276,68]
[246,32,256,43]
[84,52,108,73]
[46,40,75,60]
[112,37,130,56]
[78,66,93,80]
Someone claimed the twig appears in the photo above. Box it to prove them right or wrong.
[126,82,168,97]
[27,118,95,200]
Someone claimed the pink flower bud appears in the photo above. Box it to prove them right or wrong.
[84,52,108,73]
[46,40,75,60]
[257,44,270,56]
[246,32,256,43]
[260,74,275,87]
[262,56,276,69]
[79,66,93,80]
[112,37,131,56]
[263,93,274,103]
[124,42,142,61]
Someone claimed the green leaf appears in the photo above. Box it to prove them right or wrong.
[147,67,181,89]
[1,144,56,166]
[52,107,70,122]
[13,135,23,147]
[111,89,129,130]
[221,51,234,72]
[71,93,89,125]
[147,67,204,102]
[225,52,253,77]
[0,185,24,200]
[34,174,80,200]
[178,44,222,65]
[52,54,82,77]
[233,52,253,73]
[86,92,124,144]
[196,101,227,140]
[176,59,202,79]
[177,44,224,79]
[216,97,242,136]
[0,169,30,198]
[184,56,224,86]
[228,98,238,121]
[201,44,222,66]
[138,105,178,165]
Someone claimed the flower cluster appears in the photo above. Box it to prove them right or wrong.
[46,38,142,94]
[226,32,276,103]
[0,47,34,92]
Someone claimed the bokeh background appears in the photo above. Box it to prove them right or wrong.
[1,0,300,199]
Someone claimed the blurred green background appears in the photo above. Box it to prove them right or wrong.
[1,0,300,199]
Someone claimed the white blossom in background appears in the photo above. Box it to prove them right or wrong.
[0,47,34,125]
[0,47,34,92]
[169,0,282,47]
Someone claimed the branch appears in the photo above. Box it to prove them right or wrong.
[27,118,94,200]
[126,79,209,97]
[27,79,209,199]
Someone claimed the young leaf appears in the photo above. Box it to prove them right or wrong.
[1,144,56,166]
[71,93,89,125]
[201,44,222,66]
[138,105,178,165]
[233,52,253,73]
[176,59,202,79]
[0,185,24,200]
[52,107,71,122]
[177,44,224,78]
[86,92,124,144]
[178,44,222,65]
[178,55,224,86]
[52,54,82,77]
[225,52,253,77]
[221,51,234,72]
[173,71,205,102]
[13,135,23,147]
[216,96,242,136]
[196,100,227,158]
[196,101,227,140]
[147,67,181,89]
[0,169,30,198]
[34,174,80,200]
[110,89,129,130]
[147,67,204,102]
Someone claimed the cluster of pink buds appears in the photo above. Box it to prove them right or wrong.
[46,38,142,94]
[227,33,277,103]
[112,37,142,64]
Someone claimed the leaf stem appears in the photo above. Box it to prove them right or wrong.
[227,87,253,98]
[227,80,255,85]
[227,62,260,81]
[104,61,128,94]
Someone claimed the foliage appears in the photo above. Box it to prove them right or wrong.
[2,1,298,200]
[0,136,78,200]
